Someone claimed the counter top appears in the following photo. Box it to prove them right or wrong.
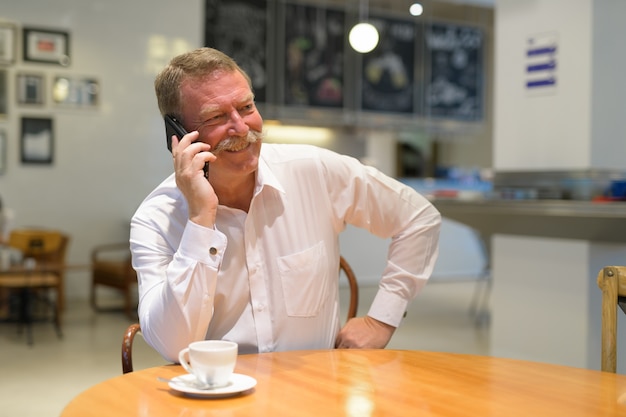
[432,199,626,243]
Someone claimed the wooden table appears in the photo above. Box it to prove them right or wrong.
[60,350,626,417]
[0,263,90,313]
[0,266,63,344]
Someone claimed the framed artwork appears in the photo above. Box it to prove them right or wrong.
[0,22,16,65]
[283,3,345,108]
[17,73,45,105]
[52,76,99,107]
[0,130,5,174]
[21,117,53,164]
[0,69,7,117]
[360,15,416,114]
[425,23,484,121]
[23,27,70,66]
[204,0,268,102]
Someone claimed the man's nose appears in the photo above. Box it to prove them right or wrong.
[227,111,249,136]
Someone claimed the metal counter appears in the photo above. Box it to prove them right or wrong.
[432,199,626,243]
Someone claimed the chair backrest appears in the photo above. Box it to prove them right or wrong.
[340,255,359,322]
[122,255,360,374]
[122,323,142,374]
[8,228,69,270]
[597,265,626,373]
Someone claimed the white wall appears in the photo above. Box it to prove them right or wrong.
[493,0,593,171]
[590,0,626,170]
[494,0,626,172]
[0,0,203,298]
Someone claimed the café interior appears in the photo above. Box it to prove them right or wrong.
[2,0,626,416]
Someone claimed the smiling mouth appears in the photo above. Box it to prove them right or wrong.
[213,130,263,155]
[225,141,250,152]
[213,140,250,155]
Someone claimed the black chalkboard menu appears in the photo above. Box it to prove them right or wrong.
[283,3,345,108]
[201,1,486,124]
[204,0,269,102]
[360,16,416,114]
[425,23,483,121]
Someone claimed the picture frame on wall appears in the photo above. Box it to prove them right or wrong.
[23,27,70,66]
[21,117,53,164]
[0,22,16,65]
[17,73,45,105]
[52,76,99,107]
[0,130,6,174]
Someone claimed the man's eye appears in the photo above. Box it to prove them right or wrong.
[206,115,224,124]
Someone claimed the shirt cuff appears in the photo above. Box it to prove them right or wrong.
[178,220,227,268]
[367,289,410,328]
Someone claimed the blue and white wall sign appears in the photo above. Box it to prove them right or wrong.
[525,32,557,92]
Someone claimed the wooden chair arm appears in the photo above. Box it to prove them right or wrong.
[597,265,626,373]
[122,323,142,374]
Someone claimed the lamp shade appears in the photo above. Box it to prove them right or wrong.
[349,22,379,53]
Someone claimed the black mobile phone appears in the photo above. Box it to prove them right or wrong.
[164,115,209,178]
[164,114,187,152]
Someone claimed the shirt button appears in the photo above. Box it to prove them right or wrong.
[209,247,218,255]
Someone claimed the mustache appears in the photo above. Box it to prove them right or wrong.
[212,130,264,154]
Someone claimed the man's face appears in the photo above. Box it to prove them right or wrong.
[179,70,263,179]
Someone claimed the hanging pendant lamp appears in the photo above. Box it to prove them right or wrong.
[349,0,379,53]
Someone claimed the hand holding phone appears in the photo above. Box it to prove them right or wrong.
[164,115,209,179]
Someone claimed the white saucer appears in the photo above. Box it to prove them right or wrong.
[168,373,257,398]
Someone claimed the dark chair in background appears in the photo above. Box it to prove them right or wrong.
[121,255,359,374]
[90,242,137,319]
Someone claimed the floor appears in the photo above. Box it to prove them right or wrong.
[0,281,490,417]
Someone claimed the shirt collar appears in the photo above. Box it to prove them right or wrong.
[254,150,286,196]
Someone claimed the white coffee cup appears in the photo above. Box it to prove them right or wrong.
[178,340,238,388]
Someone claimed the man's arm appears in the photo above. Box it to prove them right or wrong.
[131,131,223,362]
[131,216,226,362]
[321,149,442,349]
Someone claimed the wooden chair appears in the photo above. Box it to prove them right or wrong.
[121,255,360,373]
[0,228,69,344]
[90,242,137,318]
[339,255,359,321]
[597,265,626,373]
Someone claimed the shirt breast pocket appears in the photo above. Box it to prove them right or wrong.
[277,242,329,317]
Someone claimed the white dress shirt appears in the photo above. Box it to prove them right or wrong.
[130,143,440,362]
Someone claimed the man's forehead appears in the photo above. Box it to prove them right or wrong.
[184,73,253,108]
[200,89,254,113]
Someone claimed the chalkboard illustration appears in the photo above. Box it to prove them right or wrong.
[425,23,483,121]
[361,16,415,113]
[284,4,344,108]
[204,0,268,102]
